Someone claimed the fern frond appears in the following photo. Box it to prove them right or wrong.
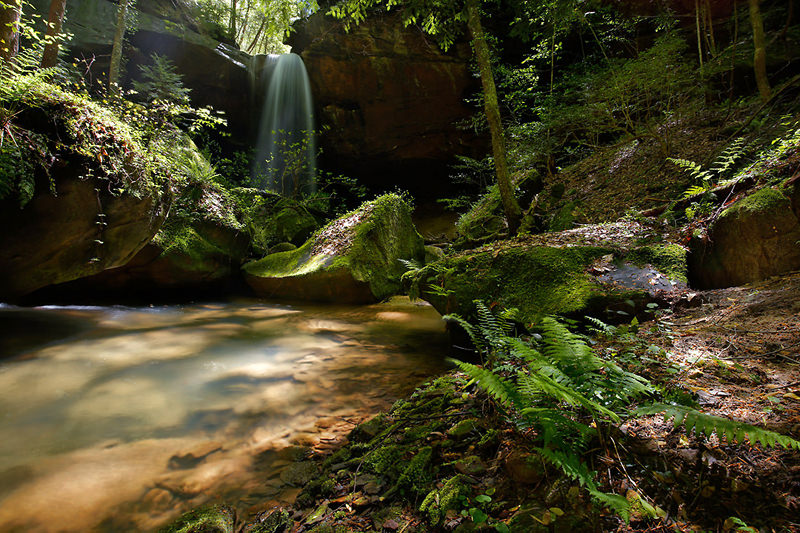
[475,301,504,344]
[398,258,423,272]
[682,184,708,200]
[443,313,486,355]
[585,316,616,337]
[538,317,602,373]
[668,157,711,183]
[449,359,522,409]
[710,138,746,176]
[638,403,800,450]
[517,371,621,423]
[538,448,631,520]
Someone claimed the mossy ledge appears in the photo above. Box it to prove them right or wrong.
[410,221,687,324]
[243,194,425,304]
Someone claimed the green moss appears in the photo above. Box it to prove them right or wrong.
[624,244,688,282]
[364,443,404,478]
[447,418,480,438]
[415,246,611,323]
[419,475,470,525]
[721,187,790,219]
[243,194,425,301]
[158,504,235,533]
[397,446,434,495]
[154,224,226,265]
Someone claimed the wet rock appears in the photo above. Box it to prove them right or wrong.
[279,461,318,487]
[689,185,800,289]
[158,504,236,533]
[244,194,425,303]
[411,222,687,323]
[0,145,167,302]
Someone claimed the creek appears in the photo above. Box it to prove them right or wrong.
[0,297,448,532]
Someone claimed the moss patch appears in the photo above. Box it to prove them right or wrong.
[624,244,688,282]
[243,194,425,302]
[413,245,612,323]
[720,187,791,219]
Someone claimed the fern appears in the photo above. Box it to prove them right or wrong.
[667,157,711,184]
[709,138,746,176]
[670,138,747,201]
[449,359,522,409]
[682,184,708,200]
[638,403,800,450]
[448,303,799,522]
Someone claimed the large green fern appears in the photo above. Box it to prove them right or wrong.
[448,304,800,520]
[638,403,800,450]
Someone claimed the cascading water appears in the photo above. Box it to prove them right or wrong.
[252,53,316,196]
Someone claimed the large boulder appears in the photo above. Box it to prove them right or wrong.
[688,183,800,289]
[0,164,167,301]
[243,194,425,303]
[410,222,688,323]
[0,85,170,301]
[288,11,487,197]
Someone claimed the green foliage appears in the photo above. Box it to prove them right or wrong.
[669,137,747,195]
[132,54,191,104]
[449,305,800,519]
[638,403,800,450]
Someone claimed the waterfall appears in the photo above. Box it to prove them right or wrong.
[252,53,316,196]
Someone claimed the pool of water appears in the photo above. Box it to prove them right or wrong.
[0,297,449,532]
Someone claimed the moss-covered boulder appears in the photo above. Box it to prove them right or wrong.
[243,194,424,304]
[0,82,173,301]
[410,222,687,323]
[688,184,800,289]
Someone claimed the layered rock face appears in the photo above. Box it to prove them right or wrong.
[289,12,487,197]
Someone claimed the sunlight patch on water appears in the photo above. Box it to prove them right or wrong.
[0,298,448,532]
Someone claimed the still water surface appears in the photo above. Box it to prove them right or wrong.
[0,297,448,532]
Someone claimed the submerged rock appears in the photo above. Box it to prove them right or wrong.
[243,194,424,303]
[410,222,687,323]
[688,183,800,289]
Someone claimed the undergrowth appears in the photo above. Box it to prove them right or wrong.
[447,302,800,521]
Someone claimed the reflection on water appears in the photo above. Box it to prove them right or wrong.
[0,297,448,532]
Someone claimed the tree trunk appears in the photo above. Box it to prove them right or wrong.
[748,0,771,102]
[40,0,67,68]
[108,0,128,93]
[229,0,237,43]
[466,0,521,235]
[0,0,22,62]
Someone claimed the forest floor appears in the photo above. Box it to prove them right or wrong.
[230,272,800,533]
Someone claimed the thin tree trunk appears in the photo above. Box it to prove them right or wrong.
[0,0,22,62]
[695,0,704,68]
[108,0,128,93]
[748,0,771,102]
[229,0,237,43]
[466,0,521,235]
[41,0,67,68]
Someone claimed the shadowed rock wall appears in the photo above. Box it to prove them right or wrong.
[288,11,488,198]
